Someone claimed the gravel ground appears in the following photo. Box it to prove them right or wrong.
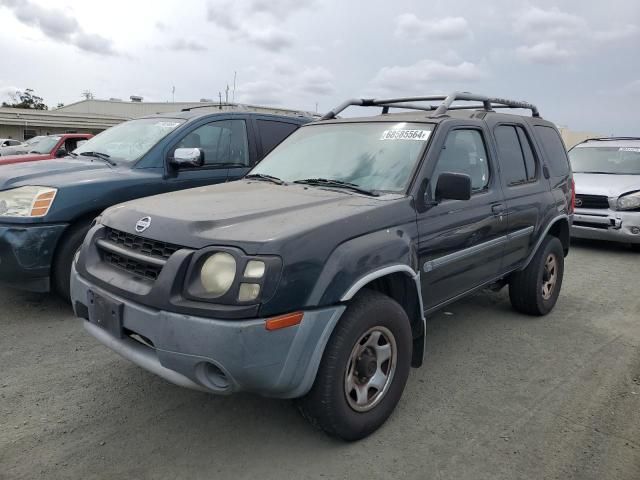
[1,239,639,480]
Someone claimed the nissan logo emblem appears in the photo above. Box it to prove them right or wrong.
[574,198,583,207]
[135,216,151,233]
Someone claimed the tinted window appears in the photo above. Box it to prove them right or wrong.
[534,125,570,176]
[517,127,537,181]
[257,120,299,156]
[495,125,527,185]
[178,119,249,166]
[433,129,490,191]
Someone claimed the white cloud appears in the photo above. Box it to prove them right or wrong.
[515,6,587,39]
[394,14,470,41]
[370,59,486,93]
[206,0,314,52]
[237,64,334,106]
[166,38,208,52]
[594,24,640,42]
[515,41,572,64]
[0,0,116,55]
[621,79,640,95]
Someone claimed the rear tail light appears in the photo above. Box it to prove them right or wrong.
[569,178,576,214]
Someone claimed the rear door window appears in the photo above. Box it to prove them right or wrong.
[495,125,527,185]
[534,125,570,177]
[257,120,299,156]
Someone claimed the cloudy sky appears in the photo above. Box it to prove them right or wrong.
[1,0,639,134]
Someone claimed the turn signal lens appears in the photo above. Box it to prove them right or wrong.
[238,283,260,302]
[30,190,57,217]
[265,311,304,331]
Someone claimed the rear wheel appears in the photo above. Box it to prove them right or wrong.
[296,289,412,441]
[509,235,564,316]
[52,220,92,301]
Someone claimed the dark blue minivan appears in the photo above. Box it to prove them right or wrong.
[0,109,310,298]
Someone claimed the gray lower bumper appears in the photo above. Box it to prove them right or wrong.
[571,209,640,244]
[71,266,346,399]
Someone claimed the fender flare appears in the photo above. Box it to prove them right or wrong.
[340,264,427,366]
[521,214,570,269]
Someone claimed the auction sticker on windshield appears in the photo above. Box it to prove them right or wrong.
[619,147,640,153]
[155,122,182,129]
[380,129,431,141]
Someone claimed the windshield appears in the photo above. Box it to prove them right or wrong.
[25,136,44,145]
[74,118,185,163]
[570,146,640,175]
[29,136,60,154]
[250,122,433,192]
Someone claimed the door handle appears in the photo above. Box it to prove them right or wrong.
[492,204,505,215]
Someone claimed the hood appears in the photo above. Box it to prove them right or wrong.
[573,173,640,198]
[102,180,411,254]
[0,157,112,191]
[0,153,50,165]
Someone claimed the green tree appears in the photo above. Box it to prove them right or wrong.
[1,88,48,110]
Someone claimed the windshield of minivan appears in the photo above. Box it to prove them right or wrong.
[29,136,60,154]
[250,122,433,192]
[570,146,640,175]
[74,118,185,163]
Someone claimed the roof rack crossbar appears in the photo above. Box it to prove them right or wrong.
[320,92,540,120]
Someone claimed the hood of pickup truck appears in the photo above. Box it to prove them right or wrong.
[573,172,640,198]
[102,180,410,254]
[0,157,113,190]
[0,153,51,165]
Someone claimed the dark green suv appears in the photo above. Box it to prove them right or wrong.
[71,93,574,440]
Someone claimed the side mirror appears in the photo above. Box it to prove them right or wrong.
[55,149,67,158]
[435,172,472,201]
[170,147,204,168]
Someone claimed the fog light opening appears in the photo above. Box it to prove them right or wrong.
[197,362,230,391]
[630,226,640,235]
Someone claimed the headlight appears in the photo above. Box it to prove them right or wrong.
[617,191,640,211]
[0,186,57,217]
[200,252,237,297]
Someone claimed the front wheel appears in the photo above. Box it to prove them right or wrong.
[52,220,92,301]
[296,289,412,441]
[509,235,564,315]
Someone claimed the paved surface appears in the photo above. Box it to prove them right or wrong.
[1,240,639,480]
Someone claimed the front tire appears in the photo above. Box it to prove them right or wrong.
[509,235,564,315]
[52,220,92,301]
[297,289,412,441]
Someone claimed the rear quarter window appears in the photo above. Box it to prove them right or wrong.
[257,120,299,156]
[534,125,570,177]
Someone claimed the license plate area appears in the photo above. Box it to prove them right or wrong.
[88,290,124,338]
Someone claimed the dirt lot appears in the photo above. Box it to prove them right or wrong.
[1,240,639,480]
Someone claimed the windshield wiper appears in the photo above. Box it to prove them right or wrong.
[575,171,620,175]
[293,178,379,197]
[67,151,78,157]
[245,173,285,185]
[79,151,116,166]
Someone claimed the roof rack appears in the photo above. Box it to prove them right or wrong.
[320,91,539,120]
[582,137,640,142]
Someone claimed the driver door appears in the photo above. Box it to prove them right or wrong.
[418,124,508,310]
[165,117,253,190]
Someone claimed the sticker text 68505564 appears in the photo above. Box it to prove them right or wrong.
[380,129,431,141]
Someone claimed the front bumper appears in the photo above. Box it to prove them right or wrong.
[71,264,346,398]
[0,222,68,292]
[571,208,640,244]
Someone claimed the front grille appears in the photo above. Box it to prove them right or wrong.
[575,194,609,209]
[99,227,183,281]
[104,227,181,260]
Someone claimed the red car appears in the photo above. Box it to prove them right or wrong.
[0,133,93,166]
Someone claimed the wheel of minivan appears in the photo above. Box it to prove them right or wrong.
[296,289,412,441]
[509,235,564,316]
[52,220,92,301]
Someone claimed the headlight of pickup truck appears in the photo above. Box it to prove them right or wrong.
[185,247,281,305]
[617,191,640,211]
[0,186,57,217]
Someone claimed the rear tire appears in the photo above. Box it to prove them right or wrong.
[52,220,92,301]
[296,289,412,441]
[509,235,564,316]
